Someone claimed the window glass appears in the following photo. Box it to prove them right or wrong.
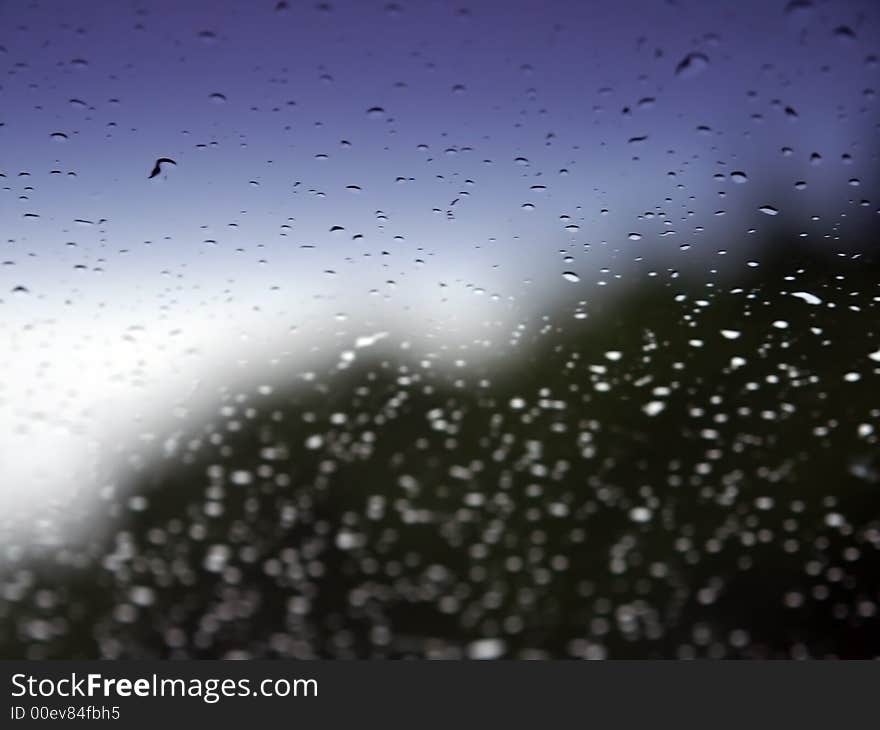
[1,0,879,658]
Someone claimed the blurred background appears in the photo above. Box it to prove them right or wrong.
[1,0,878,658]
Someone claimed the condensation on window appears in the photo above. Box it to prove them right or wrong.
[1,0,879,658]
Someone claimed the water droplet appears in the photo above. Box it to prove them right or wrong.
[730,171,748,183]
[675,52,709,79]
[784,0,814,19]
[643,401,665,416]
[468,638,505,660]
[209,92,227,104]
[562,271,580,283]
[791,291,821,305]
[758,205,779,216]
[833,25,856,41]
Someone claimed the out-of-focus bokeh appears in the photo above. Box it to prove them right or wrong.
[1,0,878,658]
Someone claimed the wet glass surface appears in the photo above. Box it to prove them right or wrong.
[1,0,879,658]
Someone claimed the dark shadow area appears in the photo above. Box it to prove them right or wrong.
[2,216,879,659]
